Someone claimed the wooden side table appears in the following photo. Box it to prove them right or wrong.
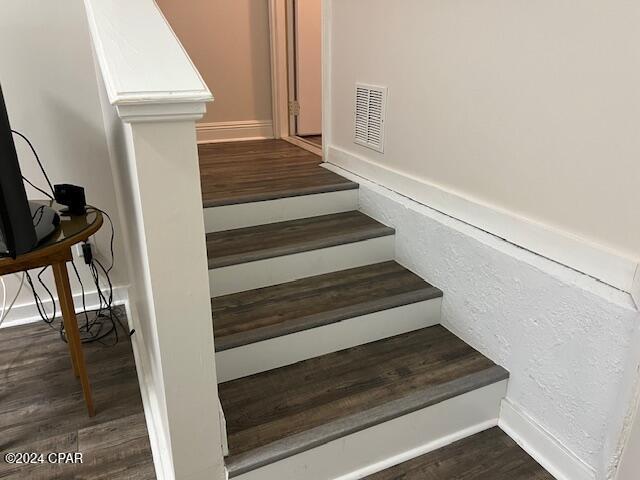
[0,202,103,417]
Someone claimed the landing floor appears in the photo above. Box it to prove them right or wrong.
[365,427,553,479]
[198,139,356,208]
[0,309,155,479]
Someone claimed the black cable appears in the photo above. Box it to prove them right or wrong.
[22,176,54,200]
[25,270,60,335]
[11,130,55,197]
[87,207,115,273]
[26,204,125,345]
[71,259,90,330]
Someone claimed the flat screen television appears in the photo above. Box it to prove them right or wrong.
[0,85,58,258]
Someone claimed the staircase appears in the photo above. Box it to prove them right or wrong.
[201,140,510,479]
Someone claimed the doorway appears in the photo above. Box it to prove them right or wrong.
[269,0,323,156]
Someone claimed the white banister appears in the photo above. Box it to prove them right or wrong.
[83,1,225,480]
[84,0,212,106]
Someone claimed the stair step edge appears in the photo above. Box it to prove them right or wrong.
[214,287,443,352]
[209,226,395,269]
[226,364,509,477]
[203,182,360,208]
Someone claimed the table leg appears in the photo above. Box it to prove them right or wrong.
[52,260,96,417]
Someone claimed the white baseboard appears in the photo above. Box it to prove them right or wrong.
[234,380,507,480]
[196,120,274,144]
[282,136,322,156]
[0,284,129,329]
[210,235,394,297]
[204,189,358,233]
[499,399,596,480]
[216,298,441,382]
[325,146,639,295]
[124,299,174,480]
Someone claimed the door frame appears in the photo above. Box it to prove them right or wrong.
[268,0,323,156]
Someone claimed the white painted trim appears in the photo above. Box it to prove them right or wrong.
[631,266,640,309]
[234,380,507,480]
[0,285,128,329]
[282,135,322,156]
[218,398,229,457]
[124,299,174,480]
[216,298,441,382]
[196,121,274,144]
[325,146,639,295]
[210,235,394,296]
[83,0,212,107]
[204,190,358,233]
[499,399,596,480]
[268,0,289,139]
[322,0,333,158]
[117,102,207,124]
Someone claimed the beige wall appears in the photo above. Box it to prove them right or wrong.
[157,0,273,125]
[328,0,640,261]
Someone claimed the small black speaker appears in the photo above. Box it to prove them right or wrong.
[54,184,86,215]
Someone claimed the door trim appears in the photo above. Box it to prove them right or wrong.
[268,0,289,139]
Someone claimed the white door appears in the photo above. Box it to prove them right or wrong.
[294,0,322,136]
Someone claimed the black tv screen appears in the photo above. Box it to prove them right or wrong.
[0,85,38,257]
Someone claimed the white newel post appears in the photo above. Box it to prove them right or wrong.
[83,1,226,479]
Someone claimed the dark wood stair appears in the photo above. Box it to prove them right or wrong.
[218,325,509,477]
[207,211,394,269]
[364,427,554,479]
[212,261,442,351]
[199,139,358,208]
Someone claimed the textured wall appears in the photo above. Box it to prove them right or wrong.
[334,167,640,475]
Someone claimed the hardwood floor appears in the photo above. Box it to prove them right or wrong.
[300,135,322,147]
[219,325,507,475]
[212,261,441,351]
[207,211,394,269]
[198,139,356,207]
[364,427,553,479]
[0,308,155,479]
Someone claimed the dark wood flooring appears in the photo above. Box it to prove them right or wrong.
[198,139,356,207]
[364,427,554,479]
[207,211,394,269]
[0,309,155,479]
[219,325,508,476]
[212,261,442,351]
[300,135,322,147]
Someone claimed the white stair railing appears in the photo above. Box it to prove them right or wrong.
[83,1,226,479]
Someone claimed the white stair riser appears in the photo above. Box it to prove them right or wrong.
[232,380,508,480]
[204,190,358,233]
[210,235,395,296]
[216,298,442,383]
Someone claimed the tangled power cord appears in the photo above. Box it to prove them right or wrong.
[4,129,129,346]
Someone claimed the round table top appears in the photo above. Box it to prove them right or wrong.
[0,202,103,273]
[38,202,103,250]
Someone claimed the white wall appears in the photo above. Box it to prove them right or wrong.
[326,0,640,292]
[0,0,127,324]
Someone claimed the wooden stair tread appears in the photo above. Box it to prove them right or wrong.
[364,427,553,479]
[207,211,394,269]
[212,261,442,351]
[219,325,509,476]
[199,139,357,208]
